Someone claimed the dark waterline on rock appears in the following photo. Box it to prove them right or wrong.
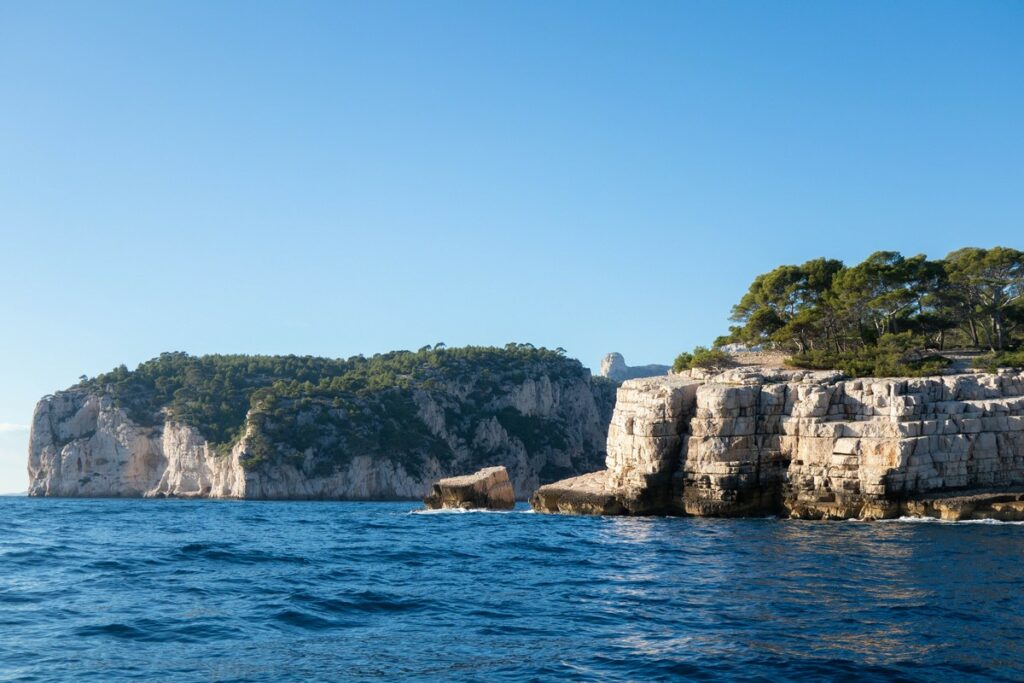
[2,498,1023,682]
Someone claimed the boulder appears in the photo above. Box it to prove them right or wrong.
[423,466,515,510]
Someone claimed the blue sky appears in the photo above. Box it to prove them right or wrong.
[0,1,1021,492]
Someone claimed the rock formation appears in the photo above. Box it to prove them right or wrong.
[599,352,670,382]
[28,349,617,500]
[423,466,515,510]
[532,368,1024,521]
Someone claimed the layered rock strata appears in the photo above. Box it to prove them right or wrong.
[423,466,516,510]
[532,369,1024,520]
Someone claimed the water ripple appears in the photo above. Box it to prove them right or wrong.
[1,498,1022,682]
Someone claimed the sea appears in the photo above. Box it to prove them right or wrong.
[1,497,1023,682]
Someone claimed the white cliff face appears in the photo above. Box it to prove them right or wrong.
[533,369,1024,521]
[604,376,698,512]
[28,391,245,498]
[28,371,613,500]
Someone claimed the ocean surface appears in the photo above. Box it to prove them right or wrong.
[2,498,1023,682]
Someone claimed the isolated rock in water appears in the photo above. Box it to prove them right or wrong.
[599,352,670,382]
[423,466,515,510]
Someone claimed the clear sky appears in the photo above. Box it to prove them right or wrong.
[1,1,1021,493]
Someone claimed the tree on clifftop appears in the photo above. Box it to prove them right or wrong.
[702,246,1024,377]
[944,247,1024,351]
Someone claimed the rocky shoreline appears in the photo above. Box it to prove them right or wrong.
[26,355,1024,522]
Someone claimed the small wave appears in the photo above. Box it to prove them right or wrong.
[882,516,1024,525]
[74,622,150,640]
[287,589,430,616]
[176,542,310,564]
[273,609,347,631]
[409,507,531,515]
[73,618,234,643]
[0,591,37,605]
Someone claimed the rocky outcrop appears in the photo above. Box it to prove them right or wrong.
[533,369,1024,520]
[29,361,616,500]
[599,353,670,382]
[423,466,515,510]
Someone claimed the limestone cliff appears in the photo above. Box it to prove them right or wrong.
[532,368,1024,520]
[28,348,617,499]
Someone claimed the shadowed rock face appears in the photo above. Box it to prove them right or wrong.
[599,353,670,382]
[423,466,515,510]
[533,369,1024,521]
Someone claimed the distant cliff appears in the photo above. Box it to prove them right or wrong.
[28,346,618,499]
[533,366,1024,521]
[599,353,669,382]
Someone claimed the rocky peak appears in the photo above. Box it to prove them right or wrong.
[599,352,670,382]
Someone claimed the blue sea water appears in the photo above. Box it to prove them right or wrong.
[1,498,1023,682]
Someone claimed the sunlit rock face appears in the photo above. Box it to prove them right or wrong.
[533,369,1024,521]
[423,466,515,510]
[27,391,245,499]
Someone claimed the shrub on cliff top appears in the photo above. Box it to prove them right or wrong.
[787,334,952,377]
[673,347,735,374]
[980,349,1024,372]
[671,352,693,374]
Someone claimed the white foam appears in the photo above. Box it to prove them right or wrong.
[408,507,532,515]
[880,515,1024,525]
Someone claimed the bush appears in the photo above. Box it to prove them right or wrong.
[981,350,1024,372]
[673,347,734,373]
[691,347,735,372]
[672,352,693,373]
[787,337,953,378]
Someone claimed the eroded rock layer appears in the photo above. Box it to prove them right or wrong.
[532,369,1024,520]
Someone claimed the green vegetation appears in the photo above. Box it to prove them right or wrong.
[79,344,608,474]
[690,247,1024,377]
[980,350,1024,373]
[673,347,735,373]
